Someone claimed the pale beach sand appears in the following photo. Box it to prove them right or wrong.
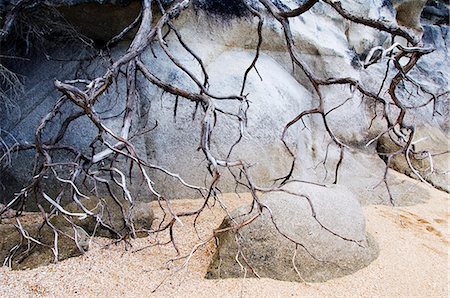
[0,175,448,297]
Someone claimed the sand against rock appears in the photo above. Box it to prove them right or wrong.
[0,175,448,297]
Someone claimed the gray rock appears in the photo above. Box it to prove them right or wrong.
[421,0,450,25]
[52,196,155,238]
[206,183,379,282]
[1,0,448,211]
[0,217,89,270]
[0,195,152,270]
[377,124,449,192]
[331,150,433,206]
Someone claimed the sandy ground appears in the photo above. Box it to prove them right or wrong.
[0,177,448,297]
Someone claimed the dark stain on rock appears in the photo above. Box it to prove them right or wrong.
[193,0,250,18]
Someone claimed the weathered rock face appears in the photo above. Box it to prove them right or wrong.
[422,0,450,25]
[206,183,379,282]
[393,0,428,31]
[0,0,448,212]
[0,216,89,270]
[377,124,449,192]
[52,196,154,238]
[0,197,153,269]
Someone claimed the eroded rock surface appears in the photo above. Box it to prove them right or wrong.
[377,124,449,192]
[53,196,154,238]
[1,0,448,211]
[206,183,379,282]
[0,217,89,270]
[0,197,153,269]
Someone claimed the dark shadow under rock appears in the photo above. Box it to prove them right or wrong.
[206,183,379,282]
